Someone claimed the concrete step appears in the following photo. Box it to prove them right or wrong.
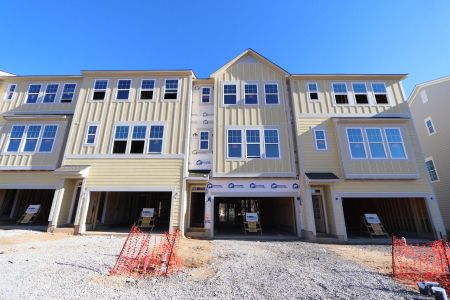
[52,227,75,235]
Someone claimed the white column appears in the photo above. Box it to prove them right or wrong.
[204,195,214,238]
[330,193,347,241]
[48,186,65,230]
[425,194,447,240]
[294,194,303,238]
[301,183,316,240]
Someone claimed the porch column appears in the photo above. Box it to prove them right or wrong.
[425,194,447,240]
[204,195,213,238]
[301,184,316,240]
[330,193,347,241]
[47,185,65,232]
[74,180,88,234]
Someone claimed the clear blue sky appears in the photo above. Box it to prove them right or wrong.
[2,0,449,96]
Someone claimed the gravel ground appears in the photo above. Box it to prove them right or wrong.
[0,232,430,300]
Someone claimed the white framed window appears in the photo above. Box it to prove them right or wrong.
[130,125,147,154]
[112,125,129,154]
[244,83,258,105]
[38,125,58,152]
[420,90,428,104]
[223,83,237,105]
[264,83,279,104]
[352,83,369,105]
[246,129,261,158]
[7,125,26,152]
[199,131,209,150]
[84,124,98,145]
[4,84,17,101]
[61,83,77,103]
[140,79,155,100]
[264,129,280,158]
[201,87,211,103]
[346,128,367,159]
[371,83,389,104]
[148,125,164,154]
[384,128,407,159]
[365,128,387,159]
[307,82,319,101]
[227,129,242,158]
[425,157,439,182]
[25,84,42,103]
[163,79,179,100]
[313,128,327,151]
[424,117,436,135]
[92,80,108,100]
[23,125,42,152]
[43,84,59,103]
[116,79,132,100]
[332,83,349,105]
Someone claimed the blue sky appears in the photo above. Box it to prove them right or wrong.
[1,0,449,96]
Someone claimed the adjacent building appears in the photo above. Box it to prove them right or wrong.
[409,76,450,235]
[0,50,446,241]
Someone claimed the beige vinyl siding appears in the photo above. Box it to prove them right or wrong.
[214,54,296,176]
[64,75,190,156]
[0,119,71,169]
[290,78,408,116]
[0,171,62,187]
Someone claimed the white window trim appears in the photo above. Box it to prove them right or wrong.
[245,129,261,158]
[346,127,368,159]
[60,83,78,103]
[38,125,59,153]
[139,79,156,101]
[198,131,209,151]
[91,79,109,101]
[383,127,408,160]
[371,82,390,105]
[148,124,165,154]
[424,117,436,136]
[4,84,17,101]
[162,78,181,101]
[115,79,132,101]
[332,82,351,106]
[425,156,440,183]
[83,123,100,146]
[201,87,211,104]
[351,82,371,105]
[313,128,328,151]
[242,82,259,105]
[110,123,166,155]
[24,83,43,104]
[264,82,280,105]
[42,83,59,104]
[226,128,243,159]
[364,127,388,159]
[307,82,320,101]
[263,128,281,159]
[5,124,58,154]
[222,82,239,106]
[23,125,43,153]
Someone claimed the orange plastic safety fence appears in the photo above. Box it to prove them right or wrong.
[110,225,182,277]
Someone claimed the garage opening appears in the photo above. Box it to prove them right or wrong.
[85,191,172,232]
[0,189,54,225]
[214,197,296,236]
[342,197,433,238]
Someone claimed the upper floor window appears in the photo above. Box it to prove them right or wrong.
[7,125,26,152]
[332,83,348,105]
[307,83,319,100]
[424,117,436,135]
[39,125,58,152]
[223,84,237,105]
[246,129,261,158]
[425,158,439,182]
[163,79,179,100]
[313,129,327,151]
[26,84,41,103]
[93,80,108,100]
[365,128,387,158]
[43,84,59,103]
[352,83,369,104]
[264,129,280,158]
[4,84,17,101]
[372,83,389,104]
[7,124,57,153]
[61,83,76,103]
[244,84,258,105]
[384,128,406,159]
[227,129,242,158]
[148,125,164,154]
[24,125,42,152]
[84,124,98,145]
[346,128,366,158]
[112,125,129,154]
[131,125,146,153]
[264,84,279,104]
[140,79,155,100]
[201,87,211,103]
[199,131,209,150]
[116,80,131,100]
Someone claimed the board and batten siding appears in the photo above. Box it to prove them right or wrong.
[213,55,296,176]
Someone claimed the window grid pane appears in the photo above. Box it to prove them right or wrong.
[115,126,129,139]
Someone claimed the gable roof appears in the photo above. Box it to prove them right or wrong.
[210,48,289,77]
[408,75,450,105]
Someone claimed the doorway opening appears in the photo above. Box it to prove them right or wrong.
[190,191,205,228]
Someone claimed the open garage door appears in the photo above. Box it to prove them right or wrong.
[214,197,296,236]
[85,191,172,232]
[0,189,54,225]
[342,197,433,238]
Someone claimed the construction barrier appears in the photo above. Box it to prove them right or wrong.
[392,236,450,292]
[110,225,182,277]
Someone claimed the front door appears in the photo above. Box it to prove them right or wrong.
[312,193,326,234]
[190,192,205,227]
